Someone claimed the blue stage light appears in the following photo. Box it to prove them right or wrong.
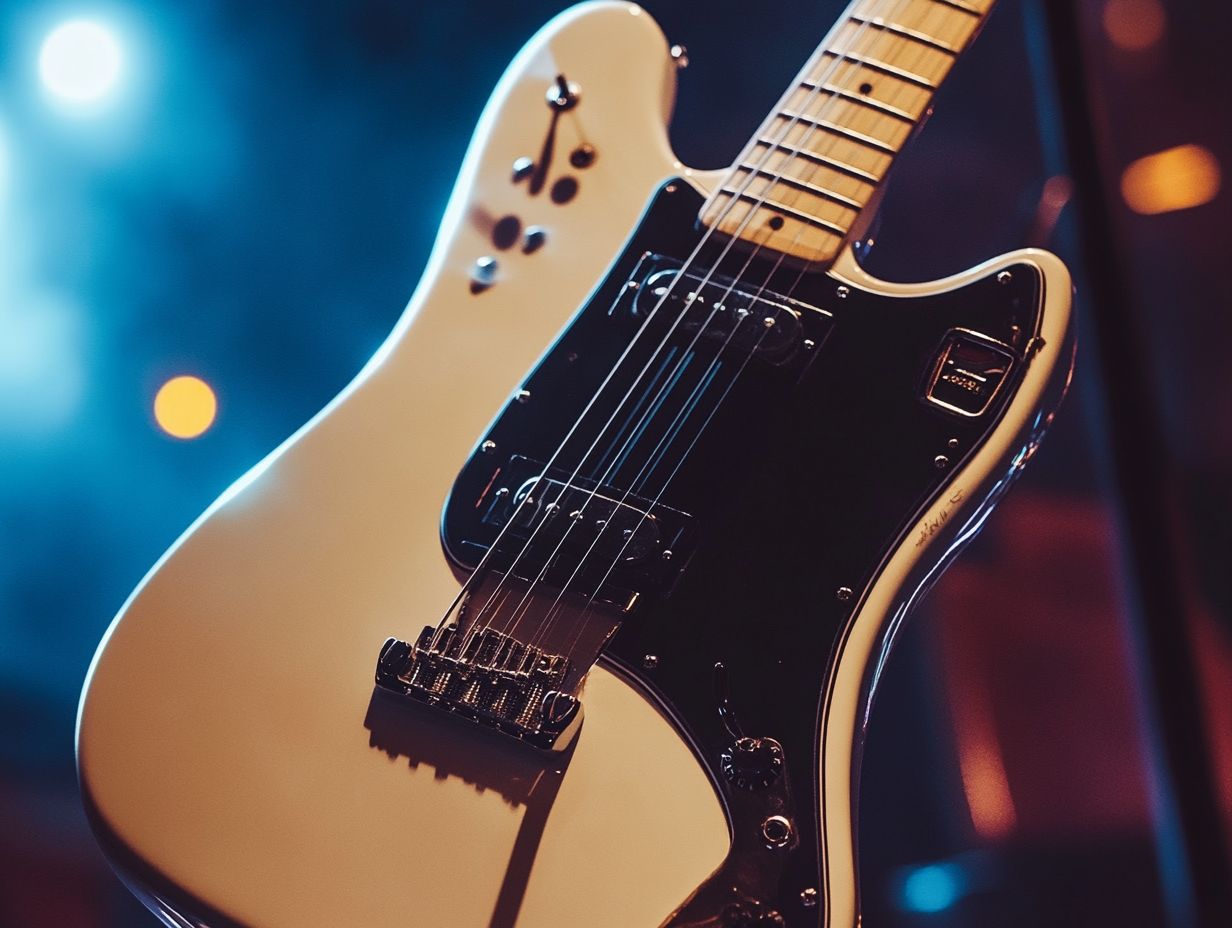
[39,19,123,104]
[899,862,966,914]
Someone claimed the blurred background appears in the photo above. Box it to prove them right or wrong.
[0,0,1229,925]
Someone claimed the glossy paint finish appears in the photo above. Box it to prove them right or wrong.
[77,3,1073,927]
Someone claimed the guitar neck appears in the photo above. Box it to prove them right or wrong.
[700,0,996,267]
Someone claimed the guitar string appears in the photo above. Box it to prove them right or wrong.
[501,0,937,659]
[487,2,907,654]
[508,0,925,656]
[538,0,944,660]
[443,3,898,657]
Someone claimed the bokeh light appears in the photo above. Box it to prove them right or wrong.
[899,862,967,914]
[1102,0,1167,52]
[39,19,123,104]
[154,375,217,439]
[1121,144,1222,215]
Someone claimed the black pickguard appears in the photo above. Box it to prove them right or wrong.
[441,180,1044,926]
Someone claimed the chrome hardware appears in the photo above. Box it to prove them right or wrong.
[925,328,1016,418]
[545,74,580,111]
[511,156,534,182]
[670,44,689,68]
[642,654,659,670]
[800,888,819,908]
[761,815,795,849]
[997,269,1013,285]
[721,736,786,790]
[375,628,582,752]
[471,256,499,287]
[481,440,497,454]
[947,437,960,448]
[836,284,850,299]
[522,225,548,253]
[836,586,853,602]
[934,454,950,469]
[515,389,531,404]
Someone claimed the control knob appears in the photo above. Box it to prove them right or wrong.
[720,736,785,790]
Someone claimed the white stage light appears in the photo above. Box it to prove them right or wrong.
[39,19,123,104]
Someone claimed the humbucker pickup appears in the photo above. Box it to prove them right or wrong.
[375,626,583,752]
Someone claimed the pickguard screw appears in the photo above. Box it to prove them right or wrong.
[800,888,819,908]
[643,654,659,670]
[836,285,850,299]
[763,316,776,328]
[997,270,1013,285]
[661,549,674,562]
[665,183,678,194]
[803,338,816,350]
[935,454,950,469]
[516,389,531,404]
[836,586,853,602]
[481,440,497,454]
[947,437,959,448]
[511,156,534,182]
[670,44,689,69]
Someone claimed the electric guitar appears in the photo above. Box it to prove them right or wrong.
[78,1,1074,925]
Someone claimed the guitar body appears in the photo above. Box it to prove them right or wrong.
[78,4,1074,928]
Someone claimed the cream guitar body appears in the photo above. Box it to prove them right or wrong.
[78,3,1074,927]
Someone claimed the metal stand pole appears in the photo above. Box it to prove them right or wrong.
[1026,2,1232,925]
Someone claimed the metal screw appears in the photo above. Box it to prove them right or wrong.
[997,270,1013,285]
[642,654,659,670]
[481,440,497,454]
[934,454,950,469]
[803,338,816,350]
[947,437,959,448]
[661,549,674,562]
[763,316,776,328]
[836,285,850,299]
[516,389,531,404]
[670,44,689,69]
[761,815,794,849]
[836,586,853,602]
[665,183,678,194]
[800,888,819,908]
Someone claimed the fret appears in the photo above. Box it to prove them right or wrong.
[850,17,958,55]
[767,116,895,178]
[703,191,847,264]
[717,189,851,237]
[799,80,917,123]
[827,20,956,86]
[782,88,915,147]
[823,50,937,90]
[852,0,983,50]
[778,110,899,155]
[755,139,882,185]
[746,144,878,204]
[736,166,866,211]
[802,58,933,120]
[700,0,995,265]
[929,0,985,16]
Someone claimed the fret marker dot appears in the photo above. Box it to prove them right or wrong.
[768,215,785,230]
[859,82,874,95]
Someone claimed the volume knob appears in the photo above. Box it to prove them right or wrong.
[720,737,785,790]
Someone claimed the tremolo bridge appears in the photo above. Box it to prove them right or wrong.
[375,626,582,751]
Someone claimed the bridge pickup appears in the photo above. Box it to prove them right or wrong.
[463,454,694,602]
[375,626,583,752]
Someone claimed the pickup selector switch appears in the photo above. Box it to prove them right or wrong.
[721,736,785,790]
